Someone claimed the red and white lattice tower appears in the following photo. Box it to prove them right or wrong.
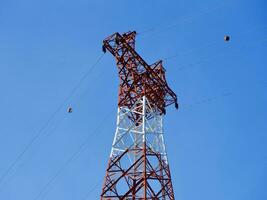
[101,31,178,200]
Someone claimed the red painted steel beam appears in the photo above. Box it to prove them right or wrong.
[102,31,178,116]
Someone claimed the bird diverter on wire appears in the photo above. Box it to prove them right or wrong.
[224,35,230,41]
[67,107,72,113]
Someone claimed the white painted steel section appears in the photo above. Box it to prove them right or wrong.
[109,96,169,164]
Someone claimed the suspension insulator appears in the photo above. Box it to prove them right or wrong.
[102,45,106,53]
[175,102,179,109]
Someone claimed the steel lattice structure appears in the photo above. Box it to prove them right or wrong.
[101,31,178,200]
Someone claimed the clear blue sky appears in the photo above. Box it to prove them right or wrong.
[0,0,266,199]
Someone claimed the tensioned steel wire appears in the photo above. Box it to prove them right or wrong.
[0,28,214,194]
[2,73,111,199]
[0,114,69,191]
[33,38,267,200]
[1,10,266,197]
[77,85,267,200]
[133,0,267,64]
[2,33,266,199]
[32,110,113,200]
[136,1,267,41]
[43,15,267,200]
[2,66,110,192]
[135,1,234,37]
[162,35,267,69]
[183,79,267,111]
[31,32,267,200]
[159,22,267,62]
[82,179,102,200]
[0,53,105,191]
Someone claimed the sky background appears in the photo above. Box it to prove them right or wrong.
[0,0,266,199]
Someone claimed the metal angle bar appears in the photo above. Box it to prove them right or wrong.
[115,33,177,101]
[102,155,144,195]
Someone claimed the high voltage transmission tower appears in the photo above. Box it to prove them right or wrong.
[101,31,178,200]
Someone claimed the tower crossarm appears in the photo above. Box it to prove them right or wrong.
[102,31,178,116]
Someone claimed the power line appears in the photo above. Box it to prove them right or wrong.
[183,80,267,111]
[0,114,70,191]
[162,40,218,61]
[4,33,264,192]
[1,15,266,197]
[33,35,267,200]
[0,53,105,189]
[162,35,267,64]
[80,83,267,200]
[82,180,102,200]
[32,111,113,200]
[137,1,233,37]
[137,2,267,40]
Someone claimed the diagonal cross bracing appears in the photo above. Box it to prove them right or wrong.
[100,31,177,200]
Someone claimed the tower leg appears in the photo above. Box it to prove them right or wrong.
[100,97,175,200]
